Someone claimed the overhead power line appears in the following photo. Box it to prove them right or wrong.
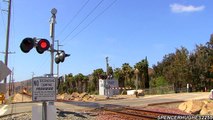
[57,0,90,38]
[61,0,105,44]
[64,0,118,43]
[31,54,49,75]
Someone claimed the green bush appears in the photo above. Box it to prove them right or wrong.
[150,76,169,88]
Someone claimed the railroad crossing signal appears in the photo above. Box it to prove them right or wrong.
[20,37,70,63]
[55,50,70,64]
[20,37,50,54]
[36,39,50,54]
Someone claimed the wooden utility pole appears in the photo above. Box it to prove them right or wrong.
[3,0,12,86]
[8,68,14,96]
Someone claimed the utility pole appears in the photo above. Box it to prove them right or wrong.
[50,8,57,77]
[31,72,35,91]
[9,71,12,95]
[3,0,12,89]
[8,67,14,96]
[106,57,109,77]
[12,68,14,94]
[12,75,14,94]
[21,82,23,102]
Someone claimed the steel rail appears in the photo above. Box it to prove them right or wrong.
[103,104,190,120]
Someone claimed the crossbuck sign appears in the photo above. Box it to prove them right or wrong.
[32,77,56,101]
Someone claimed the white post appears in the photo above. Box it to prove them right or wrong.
[50,8,57,77]
[187,83,189,93]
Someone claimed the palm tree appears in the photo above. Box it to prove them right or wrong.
[108,66,114,79]
[83,76,89,92]
[114,68,125,87]
[74,73,84,93]
[92,68,104,91]
[121,63,133,87]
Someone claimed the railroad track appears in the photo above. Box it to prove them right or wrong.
[103,105,188,120]
[12,94,193,120]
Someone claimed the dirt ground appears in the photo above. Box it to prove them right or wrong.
[12,93,32,103]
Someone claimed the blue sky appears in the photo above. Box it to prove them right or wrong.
[0,0,213,82]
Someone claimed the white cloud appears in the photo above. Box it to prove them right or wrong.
[170,3,205,13]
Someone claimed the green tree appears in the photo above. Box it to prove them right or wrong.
[108,66,114,79]
[58,76,65,94]
[83,76,89,92]
[74,73,84,93]
[173,47,190,91]
[114,68,125,87]
[134,58,150,89]
[147,35,213,92]
[150,76,168,88]
[189,44,211,91]
[121,63,133,87]
[65,73,74,93]
[92,68,104,91]
[152,47,189,92]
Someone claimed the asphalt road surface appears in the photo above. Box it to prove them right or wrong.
[0,92,210,117]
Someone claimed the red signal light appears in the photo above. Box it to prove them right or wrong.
[20,38,50,54]
[36,39,50,54]
[40,40,48,49]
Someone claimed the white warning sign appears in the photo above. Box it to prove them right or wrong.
[32,77,56,101]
